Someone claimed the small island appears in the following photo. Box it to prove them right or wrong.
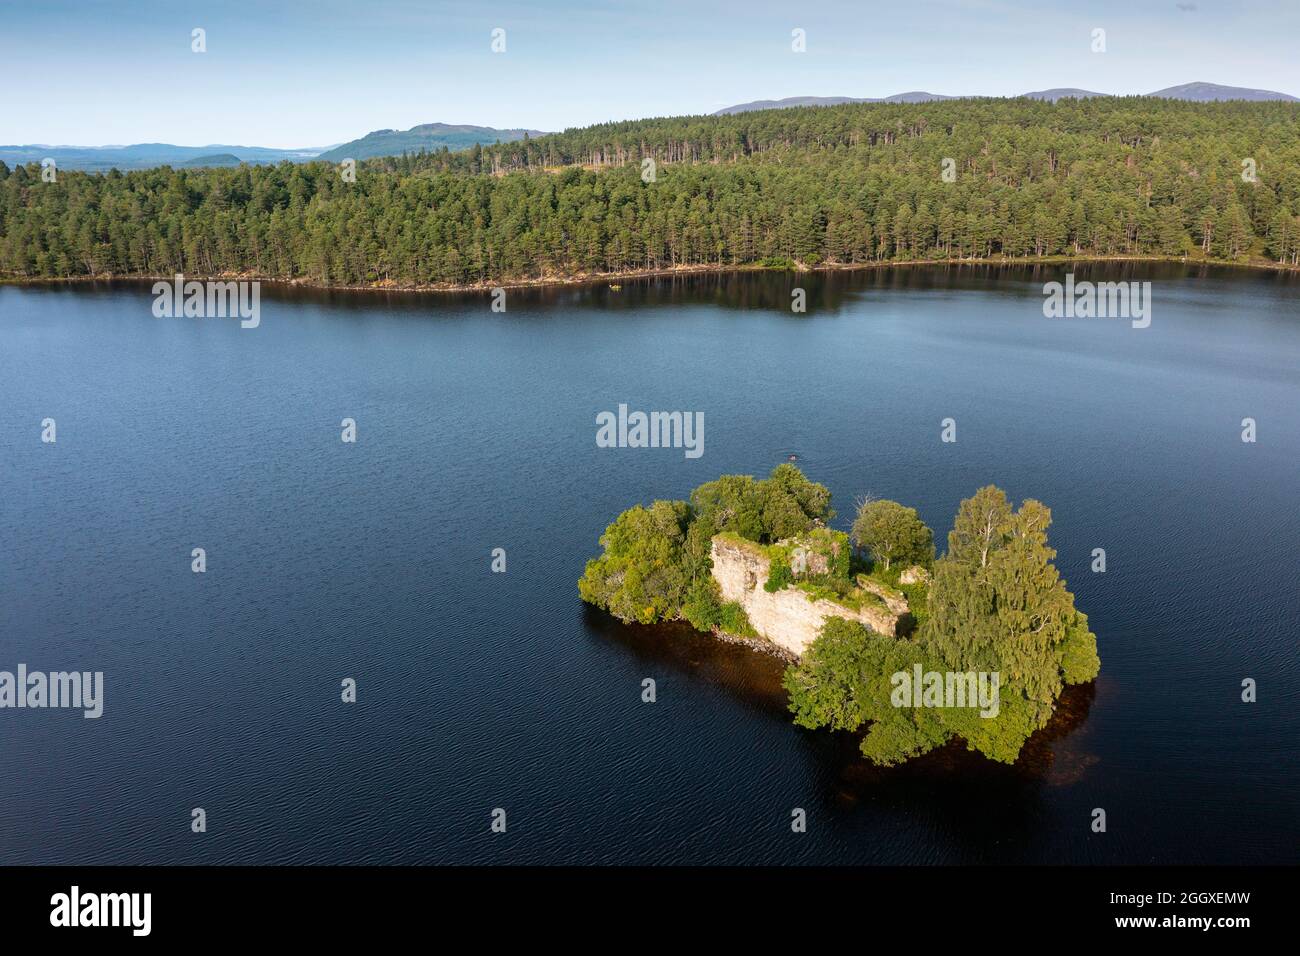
[579,465,1100,766]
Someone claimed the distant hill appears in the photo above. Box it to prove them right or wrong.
[715,81,1296,114]
[1022,88,1107,102]
[714,96,870,115]
[0,122,548,173]
[1147,82,1298,102]
[315,123,547,163]
[0,123,543,171]
[9,83,1295,175]
[883,91,956,104]
[182,153,242,168]
[0,143,324,172]
[715,92,953,115]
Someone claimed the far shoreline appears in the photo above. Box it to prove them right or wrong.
[3,253,1299,297]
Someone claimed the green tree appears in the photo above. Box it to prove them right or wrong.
[783,617,949,765]
[578,499,691,624]
[850,498,934,570]
[921,486,1098,728]
[685,473,763,576]
[757,463,834,539]
[784,617,901,732]
[1060,610,1102,684]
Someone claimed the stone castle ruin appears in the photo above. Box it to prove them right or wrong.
[709,534,908,657]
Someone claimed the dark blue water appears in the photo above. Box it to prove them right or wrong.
[2,264,1297,864]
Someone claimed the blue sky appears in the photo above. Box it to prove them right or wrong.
[3,0,1298,147]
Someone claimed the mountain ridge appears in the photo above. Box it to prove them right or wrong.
[716,81,1297,114]
[0,121,548,172]
[5,82,1293,173]
[315,122,548,163]
[0,142,326,172]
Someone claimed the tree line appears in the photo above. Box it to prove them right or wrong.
[2,97,1299,287]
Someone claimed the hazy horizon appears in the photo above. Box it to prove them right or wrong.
[4,0,1299,148]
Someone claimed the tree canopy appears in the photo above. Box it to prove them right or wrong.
[851,497,934,570]
[786,485,1099,766]
[577,499,691,625]
[4,98,1299,286]
[579,465,833,630]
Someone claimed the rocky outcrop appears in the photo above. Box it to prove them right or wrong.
[710,536,900,657]
[787,540,832,576]
[855,575,909,615]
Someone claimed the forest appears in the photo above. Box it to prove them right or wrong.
[2,97,1299,287]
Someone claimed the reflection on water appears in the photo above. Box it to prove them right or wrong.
[584,606,793,717]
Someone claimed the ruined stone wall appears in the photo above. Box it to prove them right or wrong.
[710,536,898,658]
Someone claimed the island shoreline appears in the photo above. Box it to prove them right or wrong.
[3,253,1299,296]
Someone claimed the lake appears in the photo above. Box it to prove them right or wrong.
[1,263,1297,864]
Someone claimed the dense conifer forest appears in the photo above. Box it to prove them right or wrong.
[2,97,1299,287]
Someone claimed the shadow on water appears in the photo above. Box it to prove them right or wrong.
[519,260,1300,315]
[582,602,1101,793]
[582,603,793,719]
[25,260,1300,321]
